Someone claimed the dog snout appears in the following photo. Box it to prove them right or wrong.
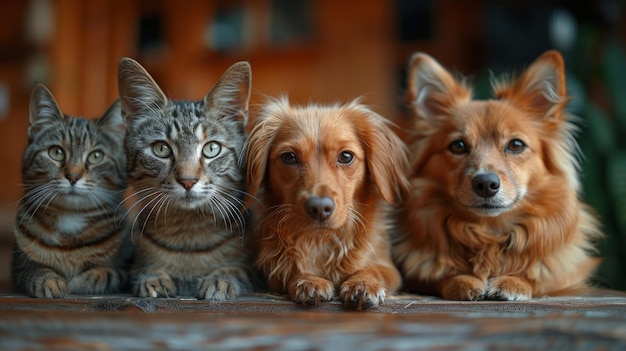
[472,173,500,198]
[305,196,335,221]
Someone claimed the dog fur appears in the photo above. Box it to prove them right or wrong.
[392,50,602,301]
[245,98,410,309]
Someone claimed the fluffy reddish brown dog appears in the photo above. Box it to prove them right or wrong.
[245,98,410,309]
[392,50,602,301]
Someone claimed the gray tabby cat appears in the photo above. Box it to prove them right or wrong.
[118,57,256,300]
[12,83,132,298]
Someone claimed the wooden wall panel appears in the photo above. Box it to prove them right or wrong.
[0,0,488,288]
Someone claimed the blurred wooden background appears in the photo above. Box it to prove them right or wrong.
[1,0,625,291]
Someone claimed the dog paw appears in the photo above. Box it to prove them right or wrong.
[196,267,252,301]
[68,267,124,295]
[134,272,175,298]
[339,279,386,310]
[440,275,486,301]
[289,276,335,306]
[486,276,532,301]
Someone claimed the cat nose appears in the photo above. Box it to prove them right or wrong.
[177,178,198,191]
[472,173,500,198]
[305,196,335,221]
[65,173,82,185]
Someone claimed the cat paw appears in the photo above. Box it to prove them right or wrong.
[196,267,252,301]
[486,276,532,301]
[29,276,68,298]
[288,275,335,306]
[440,275,486,301]
[134,272,175,298]
[68,267,124,295]
[339,279,386,310]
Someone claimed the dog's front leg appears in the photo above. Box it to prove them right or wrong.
[340,265,399,309]
[439,274,487,301]
[486,275,532,300]
[287,273,335,306]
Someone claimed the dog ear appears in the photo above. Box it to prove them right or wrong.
[243,99,287,208]
[495,50,568,120]
[406,53,471,120]
[243,119,269,208]
[354,105,411,205]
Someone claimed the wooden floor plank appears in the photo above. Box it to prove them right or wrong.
[1,290,626,350]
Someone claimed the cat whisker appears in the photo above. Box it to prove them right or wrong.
[84,192,104,213]
[40,191,59,218]
[202,196,217,218]
[20,184,59,227]
[96,189,123,213]
[100,188,125,207]
[219,184,248,208]
[142,193,168,235]
[96,193,115,209]
[17,184,56,227]
[206,195,232,231]
[17,184,48,205]
[128,190,166,242]
[154,195,170,229]
[118,187,159,223]
[137,192,166,233]
[212,188,246,234]
[214,199,235,233]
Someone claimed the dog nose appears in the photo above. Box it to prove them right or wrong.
[305,196,335,221]
[472,173,500,198]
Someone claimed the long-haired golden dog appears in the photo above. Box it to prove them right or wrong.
[392,50,602,301]
[245,98,410,309]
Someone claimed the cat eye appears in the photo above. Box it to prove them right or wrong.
[152,141,172,158]
[280,152,298,165]
[87,150,105,165]
[448,140,468,155]
[506,139,526,154]
[202,142,222,159]
[48,146,65,162]
[337,151,354,165]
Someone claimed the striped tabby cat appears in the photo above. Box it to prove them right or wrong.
[118,57,255,300]
[12,83,132,298]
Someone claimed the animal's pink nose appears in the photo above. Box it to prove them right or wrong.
[178,179,198,191]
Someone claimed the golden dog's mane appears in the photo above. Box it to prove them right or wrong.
[394,51,603,298]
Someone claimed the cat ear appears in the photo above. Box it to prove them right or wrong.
[494,50,567,120]
[97,99,125,144]
[28,83,65,139]
[29,83,64,126]
[117,57,168,127]
[204,61,251,122]
[406,53,471,121]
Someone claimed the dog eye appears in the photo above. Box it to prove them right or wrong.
[337,151,354,164]
[152,141,172,158]
[506,139,526,153]
[448,140,468,154]
[280,152,298,165]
